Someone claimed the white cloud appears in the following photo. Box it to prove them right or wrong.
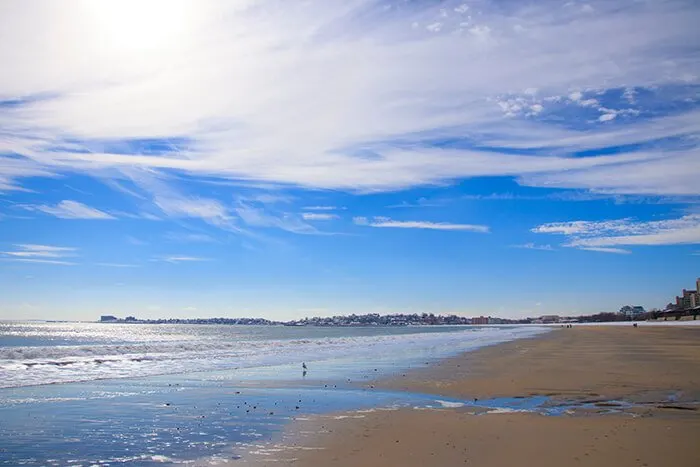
[387,197,446,208]
[529,104,544,114]
[25,200,115,219]
[2,244,77,258]
[158,255,210,263]
[0,155,56,192]
[598,113,617,122]
[469,24,491,38]
[1,244,78,264]
[532,219,633,236]
[119,170,241,230]
[354,216,489,233]
[519,149,700,196]
[239,193,295,205]
[303,206,340,211]
[155,196,227,221]
[533,214,700,250]
[164,232,216,243]
[301,212,339,221]
[577,247,631,254]
[511,243,554,251]
[579,98,599,107]
[0,0,698,198]
[235,202,318,234]
[1,258,77,265]
[426,22,442,33]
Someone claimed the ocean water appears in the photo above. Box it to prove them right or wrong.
[0,322,548,466]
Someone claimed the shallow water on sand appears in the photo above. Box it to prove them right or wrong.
[0,363,465,466]
[1,378,424,465]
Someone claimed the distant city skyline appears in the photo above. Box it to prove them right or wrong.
[1,1,699,321]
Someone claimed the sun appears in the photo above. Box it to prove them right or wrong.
[85,0,194,53]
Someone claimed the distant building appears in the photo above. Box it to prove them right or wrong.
[679,289,699,310]
[539,315,560,324]
[619,305,645,317]
[671,279,700,311]
[471,316,489,325]
[100,315,118,322]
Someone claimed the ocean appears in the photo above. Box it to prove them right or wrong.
[0,321,547,466]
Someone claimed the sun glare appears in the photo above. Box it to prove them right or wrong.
[85,0,193,52]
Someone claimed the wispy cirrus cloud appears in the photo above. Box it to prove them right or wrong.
[2,244,77,258]
[1,244,78,265]
[354,216,489,233]
[0,0,698,197]
[235,202,319,235]
[23,200,115,219]
[301,212,339,221]
[115,170,242,231]
[511,243,554,251]
[303,206,341,211]
[387,197,447,209]
[164,232,216,243]
[533,214,700,251]
[462,192,700,204]
[3,258,78,265]
[0,155,56,192]
[577,247,632,255]
[533,219,635,236]
[157,255,211,264]
[240,194,295,205]
[154,196,228,223]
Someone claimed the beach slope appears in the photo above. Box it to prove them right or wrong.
[251,326,700,467]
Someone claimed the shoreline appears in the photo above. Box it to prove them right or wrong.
[373,324,700,402]
[239,325,700,467]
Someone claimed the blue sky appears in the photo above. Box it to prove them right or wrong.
[1,0,699,321]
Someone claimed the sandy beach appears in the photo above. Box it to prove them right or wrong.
[246,325,700,466]
[376,324,700,402]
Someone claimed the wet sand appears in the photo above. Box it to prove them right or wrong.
[246,326,700,467]
[375,325,700,402]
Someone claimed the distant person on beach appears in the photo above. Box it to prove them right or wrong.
[302,362,307,370]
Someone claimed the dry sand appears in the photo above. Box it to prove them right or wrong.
[245,326,700,467]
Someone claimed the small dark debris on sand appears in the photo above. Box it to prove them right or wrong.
[657,404,697,411]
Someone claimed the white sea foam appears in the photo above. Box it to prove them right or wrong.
[435,400,465,408]
[0,324,548,388]
[483,407,531,414]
